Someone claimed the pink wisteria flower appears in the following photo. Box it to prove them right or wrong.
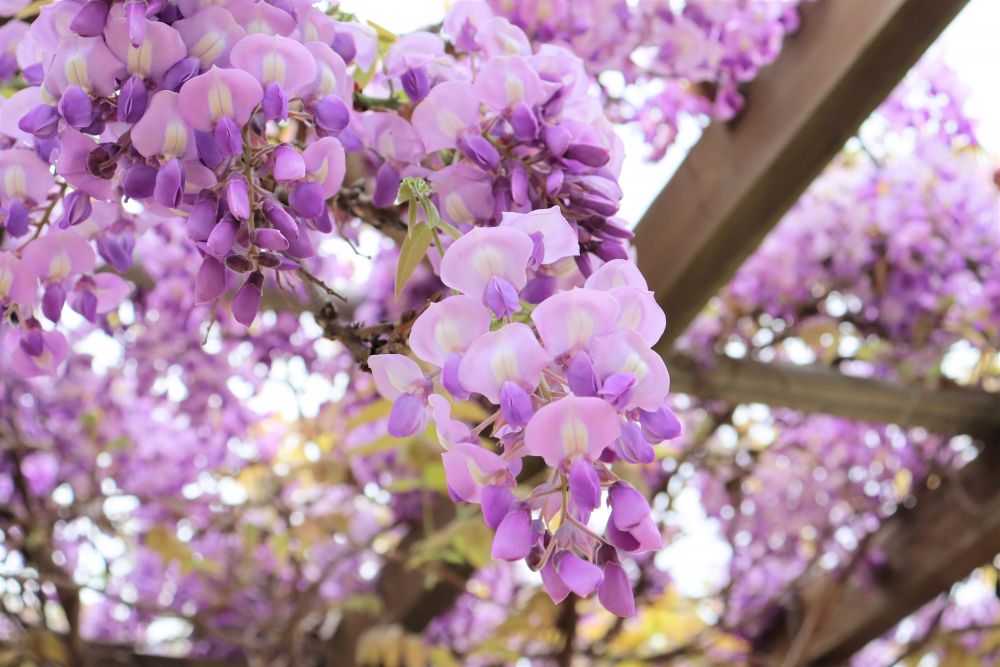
[369,202,678,617]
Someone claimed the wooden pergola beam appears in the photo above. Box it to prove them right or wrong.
[756,440,1000,666]
[633,0,969,348]
[668,352,1000,438]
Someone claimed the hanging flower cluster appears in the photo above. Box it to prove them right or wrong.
[489,0,809,160]
[369,213,681,616]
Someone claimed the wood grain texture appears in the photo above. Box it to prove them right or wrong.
[634,0,970,348]
[668,352,1000,438]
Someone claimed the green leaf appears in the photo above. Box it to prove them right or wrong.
[395,222,433,298]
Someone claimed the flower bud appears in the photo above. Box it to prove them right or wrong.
[194,257,226,303]
[231,271,263,326]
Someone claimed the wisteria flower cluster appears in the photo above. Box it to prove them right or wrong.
[490,0,809,160]
[369,215,681,616]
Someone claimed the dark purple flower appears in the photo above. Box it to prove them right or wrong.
[18,104,60,138]
[153,158,184,208]
[4,200,29,238]
[510,102,538,141]
[206,214,238,257]
[70,0,110,37]
[96,236,134,272]
[261,198,299,241]
[639,405,682,442]
[186,198,219,242]
[231,271,263,326]
[442,352,468,400]
[42,284,66,322]
[289,181,324,219]
[491,507,532,561]
[616,421,654,464]
[499,380,534,428]
[372,162,400,208]
[599,372,637,410]
[225,174,251,221]
[566,352,600,397]
[117,75,148,123]
[484,275,520,317]
[162,56,200,92]
[331,31,356,64]
[480,485,515,529]
[387,392,426,437]
[315,95,350,133]
[262,81,289,121]
[568,458,601,514]
[598,562,636,617]
[214,116,243,157]
[401,67,429,102]
[120,164,157,199]
[458,133,500,171]
[58,86,94,128]
[194,256,226,303]
[57,190,92,229]
[565,143,611,167]
[252,228,288,251]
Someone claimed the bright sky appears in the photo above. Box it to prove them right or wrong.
[338,0,1000,226]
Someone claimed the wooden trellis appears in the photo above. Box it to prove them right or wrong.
[16,0,989,664]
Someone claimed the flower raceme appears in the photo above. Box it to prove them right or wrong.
[370,223,681,616]
[0,0,676,621]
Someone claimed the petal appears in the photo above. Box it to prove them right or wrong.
[500,207,579,265]
[568,458,601,514]
[439,226,533,301]
[589,330,669,411]
[609,286,666,346]
[21,231,95,283]
[230,34,317,94]
[441,442,506,503]
[524,396,620,466]
[0,148,54,205]
[360,111,424,163]
[43,34,124,98]
[368,353,426,399]
[608,482,650,531]
[598,563,636,617]
[178,65,263,131]
[387,393,427,438]
[131,91,196,160]
[458,323,551,404]
[491,508,532,561]
[427,393,474,449]
[411,80,480,152]
[302,42,352,101]
[173,6,246,68]
[473,55,542,110]
[540,557,571,604]
[556,552,603,597]
[409,294,491,367]
[530,288,620,358]
[104,18,187,82]
[92,272,131,313]
[301,136,346,198]
[0,252,36,305]
[227,1,296,36]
